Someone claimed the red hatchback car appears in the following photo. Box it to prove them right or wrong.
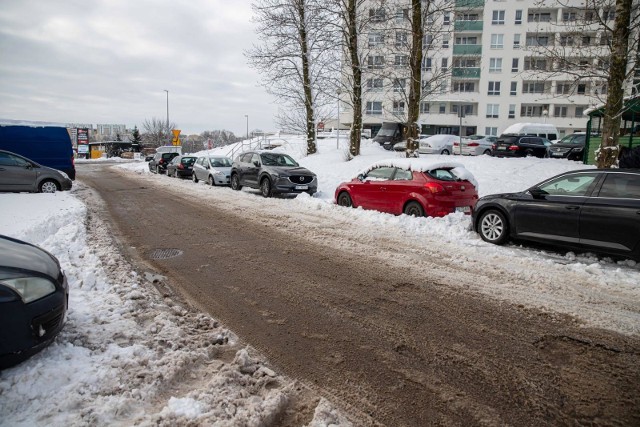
[334,160,478,217]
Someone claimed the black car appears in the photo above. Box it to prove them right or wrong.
[0,150,73,193]
[148,152,179,174]
[230,151,317,197]
[0,235,69,369]
[472,169,640,261]
[166,155,197,178]
[547,133,586,161]
[492,135,549,158]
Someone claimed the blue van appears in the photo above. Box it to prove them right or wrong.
[0,126,76,180]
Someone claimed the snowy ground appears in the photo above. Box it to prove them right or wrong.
[1,135,639,426]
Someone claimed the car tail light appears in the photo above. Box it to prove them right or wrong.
[178,163,184,169]
[425,182,447,194]
[491,144,496,150]
[508,145,519,151]
[467,142,479,147]
[159,159,165,164]
[453,142,459,146]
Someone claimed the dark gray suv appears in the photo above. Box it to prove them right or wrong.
[230,151,317,197]
[0,150,73,193]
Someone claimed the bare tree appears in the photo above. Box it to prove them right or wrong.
[247,0,334,155]
[528,0,639,167]
[142,117,176,148]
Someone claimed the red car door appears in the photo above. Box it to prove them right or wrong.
[351,166,396,212]
[382,168,416,214]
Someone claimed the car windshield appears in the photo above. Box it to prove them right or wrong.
[260,153,298,167]
[181,157,196,165]
[209,157,231,167]
[376,129,396,137]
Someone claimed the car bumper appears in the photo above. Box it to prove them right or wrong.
[61,179,73,191]
[213,175,231,185]
[177,170,193,177]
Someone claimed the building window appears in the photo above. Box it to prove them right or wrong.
[366,78,384,92]
[526,35,550,47]
[492,10,505,25]
[366,101,383,115]
[560,35,574,46]
[556,83,571,94]
[562,11,576,22]
[439,103,446,114]
[528,12,552,23]
[439,81,447,94]
[508,104,516,119]
[577,83,586,95]
[453,82,476,92]
[524,58,548,71]
[523,82,545,94]
[575,106,585,117]
[513,34,521,49]
[491,34,504,49]
[489,58,502,72]
[422,57,432,71]
[395,32,407,48]
[458,13,479,21]
[424,34,433,48]
[367,55,384,69]
[488,81,501,96]
[520,105,548,117]
[515,10,522,24]
[603,9,615,21]
[454,58,478,68]
[420,102,430,114]
[554,106,568,117]
[486,104,500,118]
[422,81,432,92]
[395,8,409,22]
[393,78,406,92]
[485,127,498,136]
[511,58,519,72]
[394,55,409,67]
[443,12,451,25]
[393,101,405,113]
[369,9,386,23]
[368,32,384,48]
[455,36,478,45]
[510,81,517,95]
[442,35,450,48]
[441,57,448,71]
[452,104,474,116]
[582,36,592,46]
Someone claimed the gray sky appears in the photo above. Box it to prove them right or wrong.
[0,0,279,136]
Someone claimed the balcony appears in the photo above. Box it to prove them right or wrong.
[454,21,483,32]
[455,0,484,8]
[453,44,482,55]
[452,68,481,78]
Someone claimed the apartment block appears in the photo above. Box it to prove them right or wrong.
[341,0,638,139]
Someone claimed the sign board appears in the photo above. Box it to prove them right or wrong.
[317,122,325,131]
[77,128,89,145]
[77,144,89,153]
[171,129,181,146]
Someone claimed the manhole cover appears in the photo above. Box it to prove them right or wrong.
[148,248,183,260]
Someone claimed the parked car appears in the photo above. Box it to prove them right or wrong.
[472,169,640,261]
[192,156,232,185]
[335,159,478,217]
[417,135,458,155]
[492,135,549,158]
[454,135,497,156]
[546,133,586,161]
[230,151,317,197]
[0,235,69,369]
[166,155,197,178]
[148,152,179,174]
[0,150,73,193]
[500,123,559,142]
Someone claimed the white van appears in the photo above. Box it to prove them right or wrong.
[500,123,559,141]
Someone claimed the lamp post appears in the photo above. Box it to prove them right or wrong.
[336,88,341,149]
[245,115,249,141]
[163,90,169,144]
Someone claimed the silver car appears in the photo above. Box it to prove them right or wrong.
[454,135,497,156]
[192,156,232,186]
[0,150,72,193]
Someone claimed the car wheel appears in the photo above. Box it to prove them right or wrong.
[208,175,215,186]
[441,149,450,155]
[483,149,492,156]
[192,173,199,183]
[39,179,59,193]
[230,174,242,191]
[337,191,353,207]
[525,150,534,157]
[260,178,272,198]
[478,209,509,245]
[404,201,424,217]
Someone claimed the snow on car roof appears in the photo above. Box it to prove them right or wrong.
[359,159,479,189]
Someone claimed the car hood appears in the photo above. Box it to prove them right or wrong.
[478,192,521,202]
[0,235,61,280]
[264,166,315,176]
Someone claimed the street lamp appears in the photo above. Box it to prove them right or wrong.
[245,115,249,141]
[336,88,341,149]
[163,90,169,144]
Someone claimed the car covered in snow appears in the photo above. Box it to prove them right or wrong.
[0,235,69,369]
[334,159,478,217]
[417,134,458,155]
[453,135,497,156]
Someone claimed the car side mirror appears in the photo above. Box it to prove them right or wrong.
[357,174,365,181]
[529,188,546,199]
[253,161,260,167]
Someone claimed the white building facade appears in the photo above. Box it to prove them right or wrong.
[344,0,638,139]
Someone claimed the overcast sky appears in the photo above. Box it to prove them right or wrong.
[0,0,280,136]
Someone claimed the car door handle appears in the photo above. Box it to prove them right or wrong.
[565,206,580,210]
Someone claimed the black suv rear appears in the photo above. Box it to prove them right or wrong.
[547,133,586,161]
[148,152,179,174]
[230,151,317,197]
[492,135,548,158]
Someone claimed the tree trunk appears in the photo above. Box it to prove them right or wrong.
[298,0,317,155]
[348,0,362,157]
[596,0,632,168]
[406,0,423,157]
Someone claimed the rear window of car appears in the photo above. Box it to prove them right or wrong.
[162,153,178,160]
[426,168,457,181]
[598,174,640,199]
[181,157,196,165]
[497,136,518,144]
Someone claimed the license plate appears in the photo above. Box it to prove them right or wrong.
[552,152,563,157]
[456,206,471,213]
[497,146,506,151]
[295,185,308,190]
